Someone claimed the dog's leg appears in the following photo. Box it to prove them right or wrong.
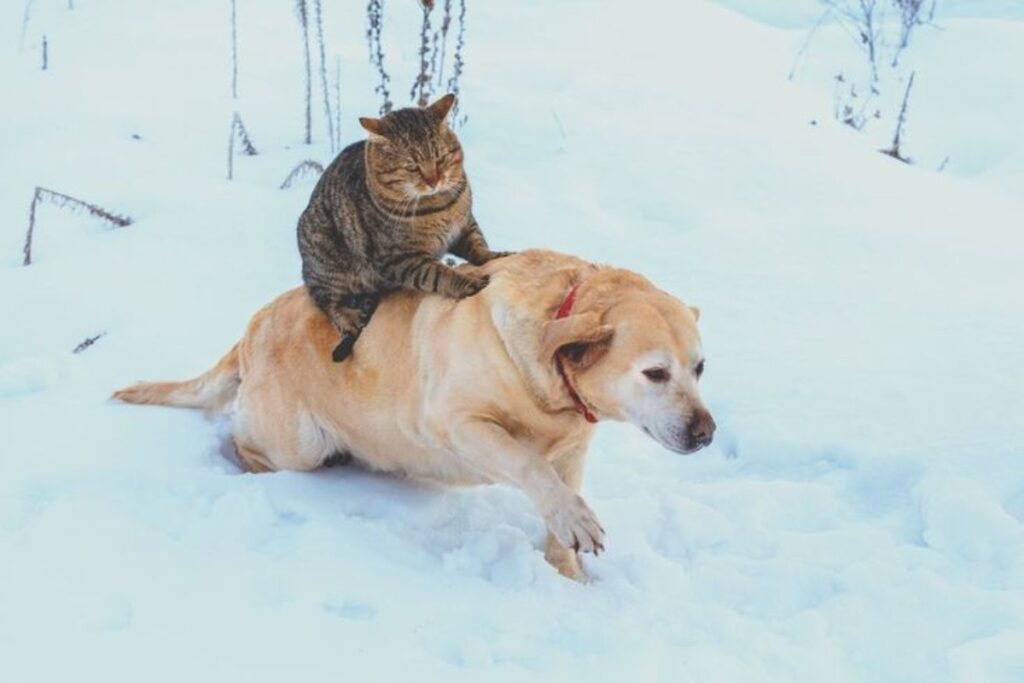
[546,446,589,580]
[449,420,605,558]
[234,440,275,473]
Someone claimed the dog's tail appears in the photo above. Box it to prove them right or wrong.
[112,343,241,412]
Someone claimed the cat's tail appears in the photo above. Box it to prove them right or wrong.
[112,343,241,412]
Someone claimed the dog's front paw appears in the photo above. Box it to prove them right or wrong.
[545,494,605,555]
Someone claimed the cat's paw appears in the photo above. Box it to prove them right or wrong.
[455,274,490,299]
[332,334,357,363]
[483,250,515,262]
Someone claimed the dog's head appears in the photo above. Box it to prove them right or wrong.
[541,275,715,454]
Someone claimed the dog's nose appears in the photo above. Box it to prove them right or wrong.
[690,410,716,446]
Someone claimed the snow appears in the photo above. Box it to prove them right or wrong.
[2,0,1023,680]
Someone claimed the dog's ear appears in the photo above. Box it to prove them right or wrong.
[689,305,701,322]
[541,312,614,367]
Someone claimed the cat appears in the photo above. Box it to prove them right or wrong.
[297,94,509,362]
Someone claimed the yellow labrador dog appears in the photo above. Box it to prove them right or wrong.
[114,249,714,579]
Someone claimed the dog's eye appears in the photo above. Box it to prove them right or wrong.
[562,343,586,363]
[642,368,670,383]
[695,360,705,379]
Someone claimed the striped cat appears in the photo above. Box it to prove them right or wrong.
[297,94,508,362]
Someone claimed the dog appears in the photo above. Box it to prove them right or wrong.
[113,249,715,580]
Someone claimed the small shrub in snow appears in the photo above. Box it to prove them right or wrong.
[23,187,133,266]
[279,160,325,189]
[366,0,467,125]
[808,0,938,162]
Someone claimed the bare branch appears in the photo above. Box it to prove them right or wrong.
[882,71,915,163]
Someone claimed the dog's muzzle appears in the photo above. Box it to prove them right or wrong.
[685,408,716,452]
[645,408,717,454]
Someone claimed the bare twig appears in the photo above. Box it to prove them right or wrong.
[833,72,879,130]
[19,0,34,52]
[882,71,915,163]
[23,187,133,266]
[227,112,258,180]
[313,0,335,154]
[366,0,392,115]
[333,55,342,152]
[72,332,106,354]
[41,35,48,70]
[892,0,927,66]
[551,110,567,150]
[436,0,452,88]
[410,3,434,106]
[295,0,313,144]
[233,112,258,155]
[824,0,883,83]
[789,8,832,81]
[230,0,239,98]
[279,160,325,189]
[445,0,466,124]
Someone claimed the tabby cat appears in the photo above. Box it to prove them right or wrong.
[297,94,508,362]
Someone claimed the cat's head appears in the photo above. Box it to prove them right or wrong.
[359,94,465,198]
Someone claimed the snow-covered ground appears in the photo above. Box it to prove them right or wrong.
[2,1,1023,680]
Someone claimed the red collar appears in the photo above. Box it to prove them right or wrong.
[554,283,598,424]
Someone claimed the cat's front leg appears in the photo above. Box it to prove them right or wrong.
[324,293,380,362]
[450,218,513,266]
[381,251,488,299]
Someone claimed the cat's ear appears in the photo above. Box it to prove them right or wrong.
[425,93,456,125]
[359,117,387,138]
